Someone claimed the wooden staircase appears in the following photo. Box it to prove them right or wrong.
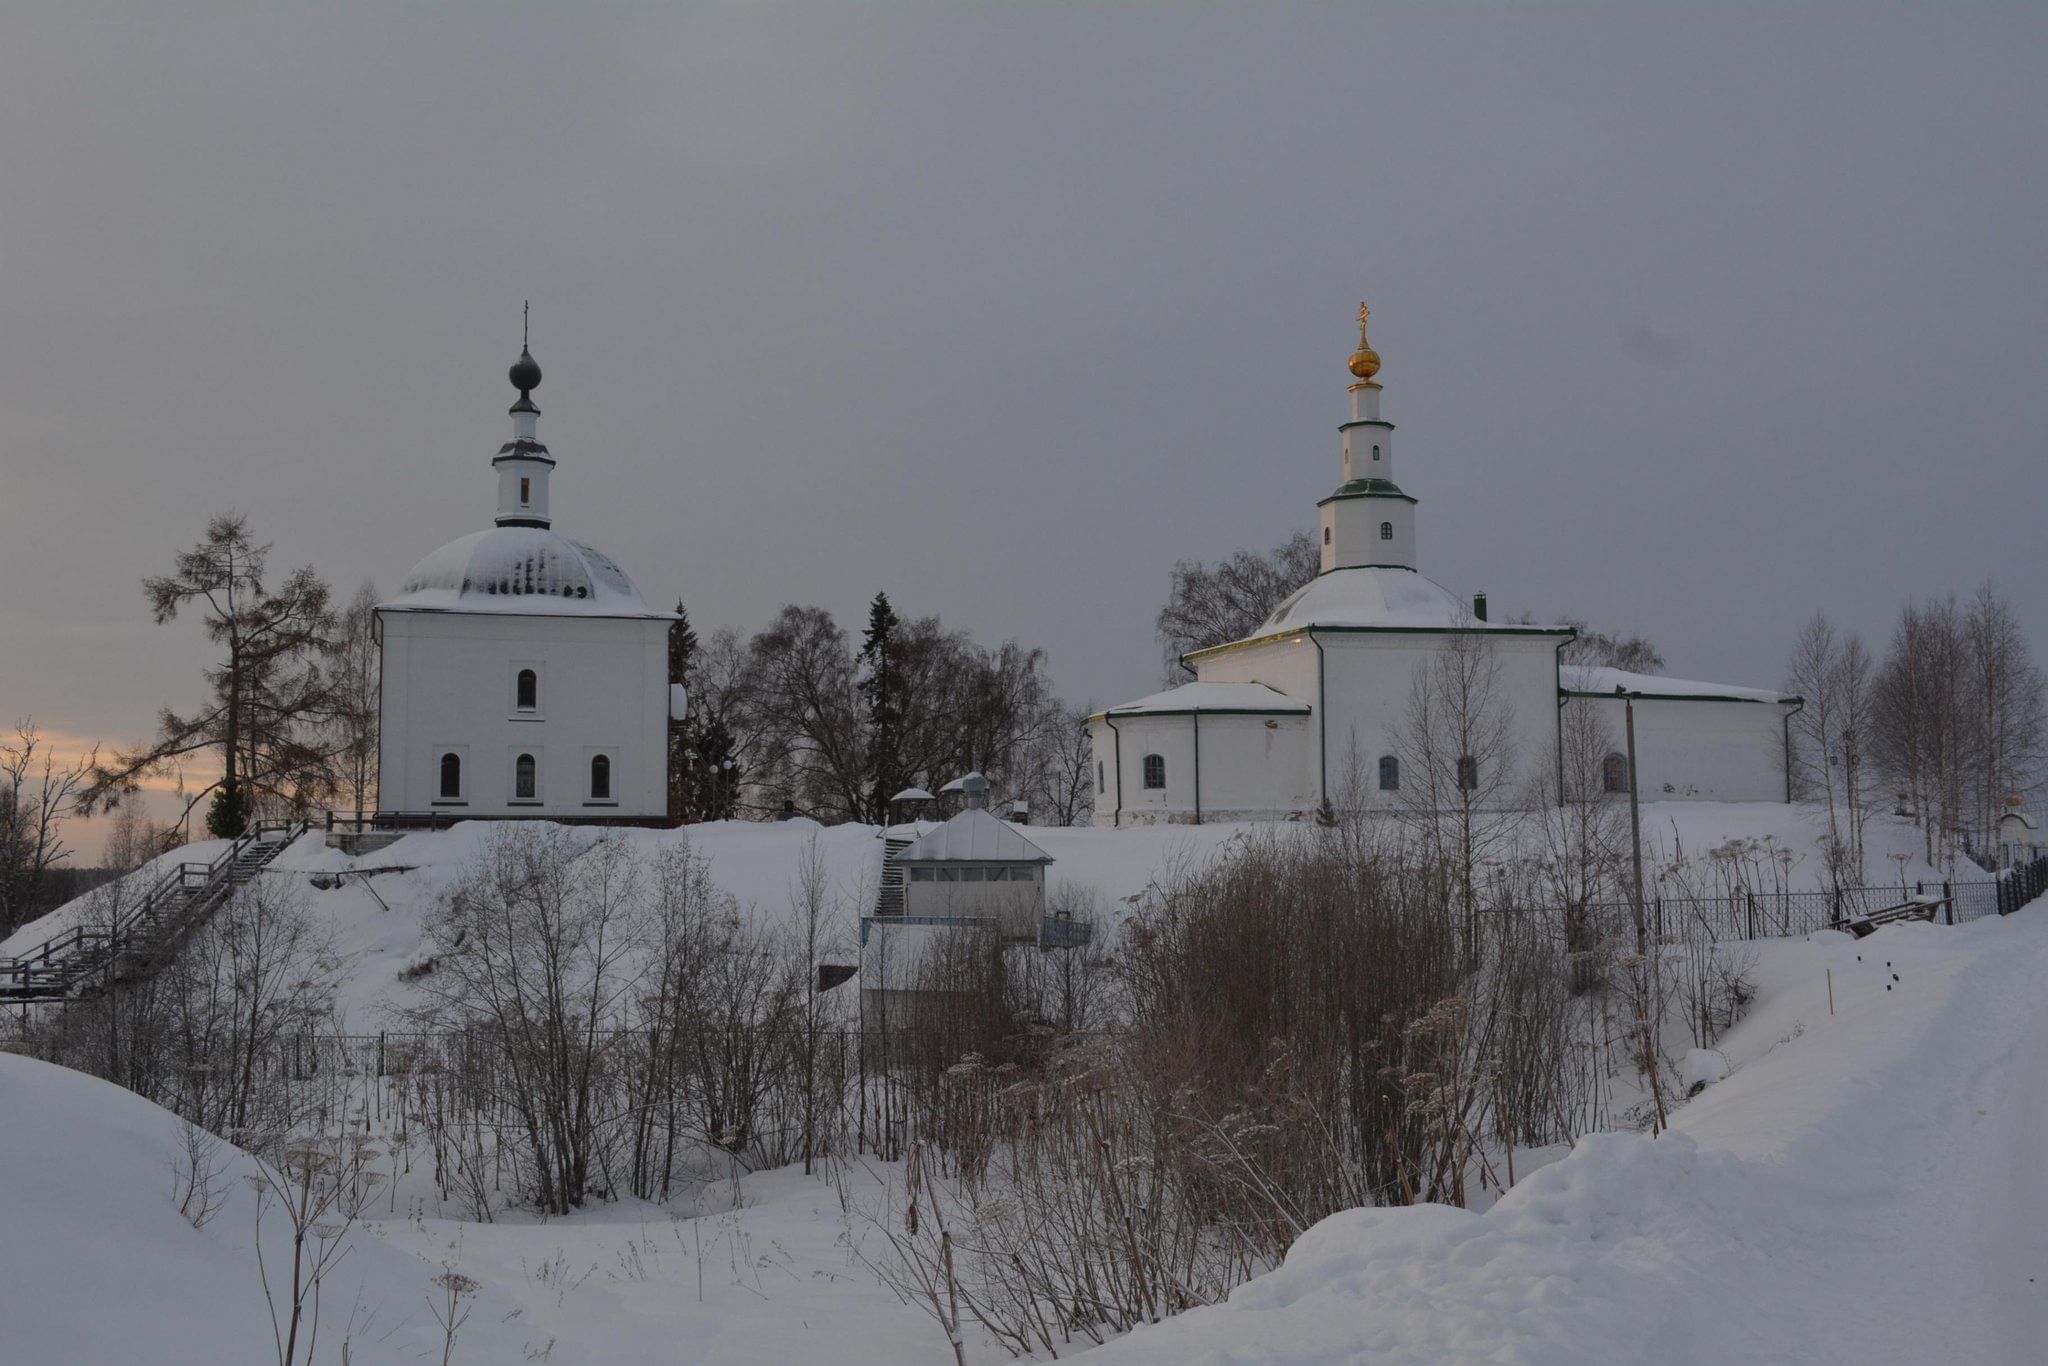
[0,820,308,1005]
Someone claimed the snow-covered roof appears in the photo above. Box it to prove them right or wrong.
[380,526,673,619]
[896,807,1053,864]
[1227,567,1569,643]
[891,787,937,803]
[1101,681,1311,718]
[1561,665,1793,704]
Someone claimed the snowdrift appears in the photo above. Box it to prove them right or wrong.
[1075,911,2048,1365]
[0,1051,552,1364]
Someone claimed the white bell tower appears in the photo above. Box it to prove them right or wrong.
[495,306,555,528]
[1318,302,1416,573]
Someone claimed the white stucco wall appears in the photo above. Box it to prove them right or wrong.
[1193,635,1320,698]
[1315,631,1566,808]
[377,609,672,818]
[1089,710,1316,826]
[1564,693,1792,803]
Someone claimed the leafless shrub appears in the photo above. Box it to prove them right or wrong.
[171,1115,229,1230]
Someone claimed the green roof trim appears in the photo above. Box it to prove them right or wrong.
[1317,477,1417,506]
[1095,706,1312,720]
[1183,621,1576,663]
[1559,687,1802,705]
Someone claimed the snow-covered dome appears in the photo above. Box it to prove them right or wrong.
[381,526,668,618]
[1257,566,1488,634]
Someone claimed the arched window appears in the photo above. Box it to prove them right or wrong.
[516,668,538,711]
[1602,752,1630,794]
[515,753,537,800]
[1457,754,1478,791]
[1371,444,1381,462]
[1378,755,1400,791]
[1380,521,1393,541]
[1324,526,1331,545]
[1142,753,1166,790]
[1096,760,1105,795]
[590,754,611,800]
[439,752,461,799]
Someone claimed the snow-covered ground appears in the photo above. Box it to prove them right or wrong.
[3,801,1954,1026]
[4,872,2041,1363]
[1077,909,2048,1366]
[3,801,2023,1364]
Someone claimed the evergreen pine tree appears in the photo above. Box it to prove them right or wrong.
[695,716,742,821]
[668,601,699,821]
[857,592,902,824]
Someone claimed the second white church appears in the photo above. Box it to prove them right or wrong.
[1088,306,1798,827]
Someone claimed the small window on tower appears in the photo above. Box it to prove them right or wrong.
[519,477,531,505]
[439,752,462,799]
[516,669,538,711]
[1380,522,1393,541]
[1378,755,1399,791]
[515,753,537,800]
[1097,760,1105,795]
[1372,444,1381,462]
[1458,755,1478,791]
[1324,526,1331,545]
[590,754,611,800]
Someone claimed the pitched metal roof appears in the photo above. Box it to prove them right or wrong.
[896,807,1053,864]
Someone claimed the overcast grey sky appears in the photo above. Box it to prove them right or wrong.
[4,4,2044,814]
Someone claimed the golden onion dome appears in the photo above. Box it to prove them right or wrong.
[1347,300,1381,383]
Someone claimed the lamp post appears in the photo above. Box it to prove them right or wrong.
[1618,686,1646,956]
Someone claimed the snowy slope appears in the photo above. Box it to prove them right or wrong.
[5,803,1951,1026]
[1071,908,2048,1366]
[0,1052,540,1364]
[0,1050,966,1364]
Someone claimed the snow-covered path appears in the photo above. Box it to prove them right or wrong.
[1078,909,2048,1365]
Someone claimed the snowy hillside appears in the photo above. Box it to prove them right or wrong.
[4,802,1955,1027]
[1074,910,2048,1365]
[1,801,2018,1365]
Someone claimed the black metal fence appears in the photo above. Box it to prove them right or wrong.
[1593,855,2048,945]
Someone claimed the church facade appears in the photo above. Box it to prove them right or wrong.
[375,343,677,822]
[1089,307,1799,826]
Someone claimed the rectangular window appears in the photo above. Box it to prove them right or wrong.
[986,867,1010,882]
[937,867,959,883]
[909,867,935,882]
[519,477,531,505]
[1097,761,1104,795]
[960,868,986,883]
[1012,866,1036,882]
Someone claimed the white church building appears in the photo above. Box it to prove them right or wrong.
[375,341,678,822]
[1089,306,1800,826]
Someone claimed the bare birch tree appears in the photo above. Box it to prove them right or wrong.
[0,721,97,934]
[1393,626,1520,960]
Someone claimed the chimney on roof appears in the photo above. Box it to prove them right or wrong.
[1473,592,1488,623]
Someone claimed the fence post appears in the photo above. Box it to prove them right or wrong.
[1746,890,1757,940]
[1943,881,1953,925]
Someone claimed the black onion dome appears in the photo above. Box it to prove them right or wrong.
[509,347,542,394]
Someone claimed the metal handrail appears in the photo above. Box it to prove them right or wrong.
[1,819,307,999]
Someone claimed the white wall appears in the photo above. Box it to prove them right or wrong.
[1195,634,1320,698]
[378,609,671,818]
[1088,711,1316,826]
[1317,631,1565,808]
[1565,693,1792,803]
